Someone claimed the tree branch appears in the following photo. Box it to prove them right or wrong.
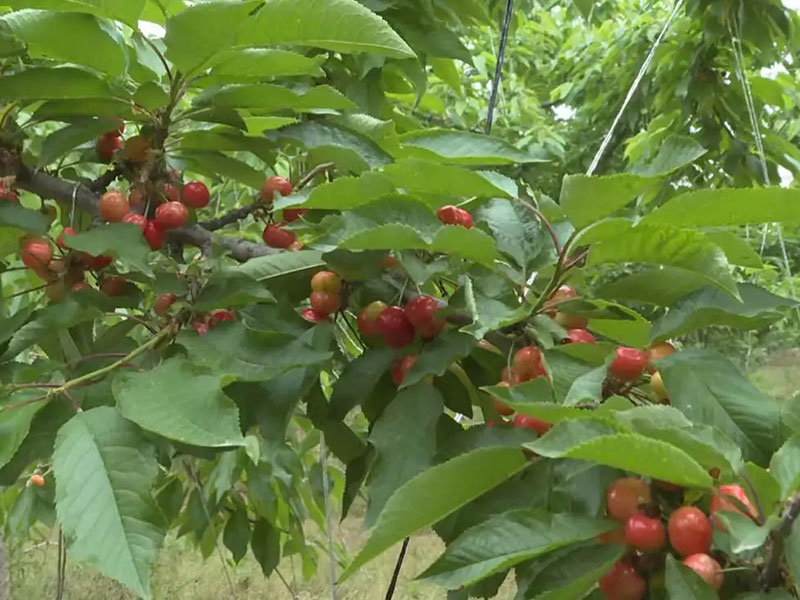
[199,203,263,231]
[761,493,800,590]
[15,164,278,262]
[88,165,123,193]
[296,162,335,190]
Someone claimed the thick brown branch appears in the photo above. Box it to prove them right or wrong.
[15,165,277,262]
[88,165,123,193]
[199,203,262,231]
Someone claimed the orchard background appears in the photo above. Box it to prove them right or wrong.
[3,0,800,599]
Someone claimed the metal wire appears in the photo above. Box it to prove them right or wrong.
[485,0,514,135]
[320,435,338,600]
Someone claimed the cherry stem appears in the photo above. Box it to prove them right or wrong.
[1,281,50,301]
[142,35,173,82]
[104,312,159,334]
[516,197,562,256]
[296,162,336,190]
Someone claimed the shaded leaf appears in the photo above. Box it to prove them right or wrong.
[399,129,544,165]
[560,173,658,229]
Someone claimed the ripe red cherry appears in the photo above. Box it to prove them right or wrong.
[122,212,147,232]
[96,133,122,162]
[436,205,473,228]
[143,221,165,250]
[493,385,514,416]
[56,227,77,249]
[710,484,757,530]
[311,271,342,294]
[564,328,595,344]
[513,413,551,436]
[301,308,331,323]
[155,201,189,230]
[646,341,676,372]
[128,187,144,207]
[625,513,665,551]
[211,309,236,323]
[182,181,210,208]
[310,291,340,315]
[192,321,210,336]
[555,311,589,329]
[260,176,293,202]
[606,478,652,521]
[82,253,113,271]
[599,561,646,600]
[682,553,723,589]
[21,240,53,271]
[668,506,712,556]
[357,301,388,337]
[391,355,417,386]
[609,347,647,382]
[376,306,415,348]
[100,276,128,297]
[284,208,309,223]
[99,190,130,222]
[550,284,578,303]
[162,182,181,203]
[262,223,296,248]
[29,474,45,487]
[501,366,521,386]
[0,189,19,202]
[154,293,177,316]
[512,346,546,381]
[382,254,398,269]
[405,295,439,326]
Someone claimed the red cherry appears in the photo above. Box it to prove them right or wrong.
[0,189,19,202]
[82,253,113,271]
[100,276,127,297]
[599,561,646,600]
[154,293,177,316]
[301,308,331,323]
[512,346,546,381]
[609,347,647,382]
[284,208,309,223]
[549,284,578,304]
[682,554,723,589]
[501,366,521,386]
[376,306,415,348]
[128,187,144,207]
[310,270,342,294]
[192,321,210,336]
[70,282,91,292]
[555,311,588,329]
[143,221,165,250]
[437,205,463,226]
[455,208,474,228]
[493,386,514,416]
[56,227,77,249]
[404,295,439,326]
[391,355,417,386]
[357,301,388,337]
[597,526,626,546]
[182,181,210,208]
[21,240,53,271]
[646,341,676,373]
[154,201,188,230]
[513,413,551,436]
[162,182,181,203]
[121,212,147,232]
[606,478,652,522]
[310,291,340,314]
[211,309,236,323]
[625,513,666,551]
[564,328,595,344]
[29,474,45,487]
[381,254,398,269]
[262,223,296,248]
[99,190,130,222]
[260,176,293,202]
[710,484,757,530]
[96,133,122,162]
[668,506,712,556]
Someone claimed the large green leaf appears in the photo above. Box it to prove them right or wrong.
[340,446,527,579]
[475,198,544,273]
[705,231,763,268]
[328,347,397,420]
[651,284,796,341]
[64,223,154,277]
[658,349,782,465]
[594,267,709,306]
[234,249,325,281]
[399,129,543,165]
[0,66,112,100]
[770,437,800,498]
[559,173,658,229]
[38,117,120,167]
[418,509,615,589]
[0,202,49,233]
[0,0,144,26]
[381,159,511,198]
[53,407,164,599]
[179,151,264,188]
[2,10,127,76]
[365,382,443,525]
[402,332,476,388]
[273,173,395,211]
[114,357,245,448]
[207,48,326,80]
[178,128,274,162]
[195,83,355,112]
[588,223,739,298]
[238,0,414,58]
[665,554,718,600]
[164,0,261,74]
[0,392,47,470]
[192,271,275,311]
[643,187,800,227]
[632,135,708,176]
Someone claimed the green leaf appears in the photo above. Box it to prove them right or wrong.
[38,117,119,167]
[0,392,47,470]
[528,425,714,488]
[340,446,527,580]
[53,407,164,599]
[114,357,245,448]
[243,116,298,134]
[595,267,709,306]
[659,349,782,465]
[238,0,414,58]
[651,284,796,341]
[207,48,326,80]
[714,511,770,553]
[632,135,708,176]
[132,82,169,111]
[195,83,355,112]
[179,151,264,188]
[430,226,501,266]
[381,159,511,198]
[742,462,781,518]
[2,10,127,76]
[234,249,324,281]
[588,223,739,298]
[401,332,476,388]
[665,554,718,600]
[329,348,397,420]
[273,172,395,211]
[475,198,544,273]
[222,505,251,564]
[193,271,275,311]
[0,66,112,100]
[642,187,800,227]
[164,0,262,74]
[63,223,154,277]
[559,173,658,229]
[0,202,49,234]
[399,129,544,165]
[459,276,532,339]
[705,231,763,268]
[0,0,144,26]
[178,321,333,382]
[419,509,615,589]
[251,518,281,577]
[366,382,443,525]
[769,437,800,498]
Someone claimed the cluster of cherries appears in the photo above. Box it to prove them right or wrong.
[301,271,342,323]
[95,121,126,163]
[0,179,19,203]
[151,291,235,335]
[261,176,307,250]
[599,477,756,597]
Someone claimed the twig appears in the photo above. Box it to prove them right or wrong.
[141,35,173,82]
[103,312,159,334]
[516,197,561,256]
[485,0,513,134]
[88,166,123,193]
[761,493,800,590]
[199,203,263,231]
[275,569,299,599]
[4,382,61,390]
[384,538,410,600]
[1,282,50,301]
[0,393,49,412]
[68,353,129,367]
[296,162,335,190]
